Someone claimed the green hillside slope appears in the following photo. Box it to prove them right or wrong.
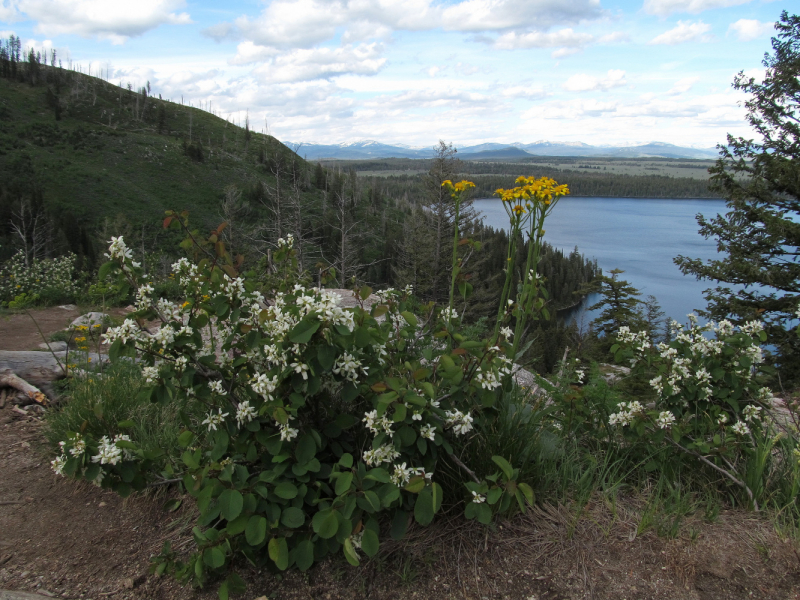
[0,64,309,262]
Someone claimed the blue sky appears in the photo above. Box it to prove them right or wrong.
[0,0,788,148]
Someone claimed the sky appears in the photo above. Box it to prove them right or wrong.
[0,0,789,148]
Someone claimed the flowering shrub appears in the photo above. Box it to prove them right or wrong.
[50,207,543,594]
[0,250,80,306]
[608,316,778,509]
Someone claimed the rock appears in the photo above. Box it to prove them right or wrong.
[57,304,76,310]
[70,312,110,329]
[37,341,67,352]
[599,363,631,385]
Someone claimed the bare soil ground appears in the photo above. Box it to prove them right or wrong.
[2,309,800,600]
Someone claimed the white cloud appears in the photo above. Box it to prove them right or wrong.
[728,19,773,42]
[225,0,604,53]
[667,76,700,94]
[597,32,630,44]
[251,44,386,83]
[501,85,549,99]
[201,22,236,42]
[494,28,593,50]
[643,0,752,17]
[440,0,602,32]
[563,69,627,92]
[0,0,19,22]
[230,41,279,66]
[16,0,192,44]
[427,65,443,77]
[649,20,712,45]
[454,62,481,76]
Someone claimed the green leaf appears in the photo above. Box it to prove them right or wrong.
[268,537,289,570]
[280,506,305,529]
[355,326,372,348]
[225,514,248,536]
[363,490,381,512]
[274,482,298,499]
[315,510,339,539]
[162,499,182,512]
[218,580,229,600]
[335,472,354,496]
[218,489,243,521]
[361,529,379,557]
[289,319,321,344]
[391,510,408,540]
[343,537,360,566]
[392,403,407,423]
[204,547,226,569]
[491,456,514,480]
[338,453,354,469]
[296,434,317,464]
[210,429,229,462]
[400,311,417,328]
[414,489,435,526]
[295,540,314,571]
[517,482,534,506]
[405,476,425,494]
[177,430,194,448]
[431,482,443,513]
[317,345,336,371]
[245,516,267,545]
[476,502,492,525]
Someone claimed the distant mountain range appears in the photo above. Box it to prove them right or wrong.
[285,140,720,161]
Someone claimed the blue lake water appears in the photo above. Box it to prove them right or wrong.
[473,197,731,326]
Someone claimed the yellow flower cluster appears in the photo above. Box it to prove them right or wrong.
[495,176,570,216]
[441,179,476,198]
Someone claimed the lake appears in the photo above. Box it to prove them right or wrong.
[473,197,730,327]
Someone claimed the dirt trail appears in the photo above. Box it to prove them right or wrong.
[2,311,800,599]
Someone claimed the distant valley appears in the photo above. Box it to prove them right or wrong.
[285,140,720,161]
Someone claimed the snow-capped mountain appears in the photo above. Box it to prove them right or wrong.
[284,140,719,160]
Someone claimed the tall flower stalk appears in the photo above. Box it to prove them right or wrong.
[494,177,570,358]
[441,180,476,321]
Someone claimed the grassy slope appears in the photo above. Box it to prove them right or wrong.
[0,68,304,237]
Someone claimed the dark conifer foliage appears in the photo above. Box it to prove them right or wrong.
[675,11,800,380]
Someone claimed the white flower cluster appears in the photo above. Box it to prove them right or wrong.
[444,409,474,436]
[0,250,80,303]
[440,307,459,321]
[106,237,140,271]
[103,319,144,345]
[277,234,295,249]
[92,434,133,465]
[279,422,299,442]
[236,401,258,427]
[363,410,394,437]
[731,421,750,436]
[608,401,644,427]
[142,366,159,384]
[333,352,367,382]
[363,444,401,466]
[202,409,229,431]
[390,462,431,486]
[655,411,676,429]
[742,404,762,423]
[251,373,278,400]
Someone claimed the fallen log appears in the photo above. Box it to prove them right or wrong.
[0,372,47,406]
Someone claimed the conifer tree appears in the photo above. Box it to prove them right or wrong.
[675,11,800,379]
